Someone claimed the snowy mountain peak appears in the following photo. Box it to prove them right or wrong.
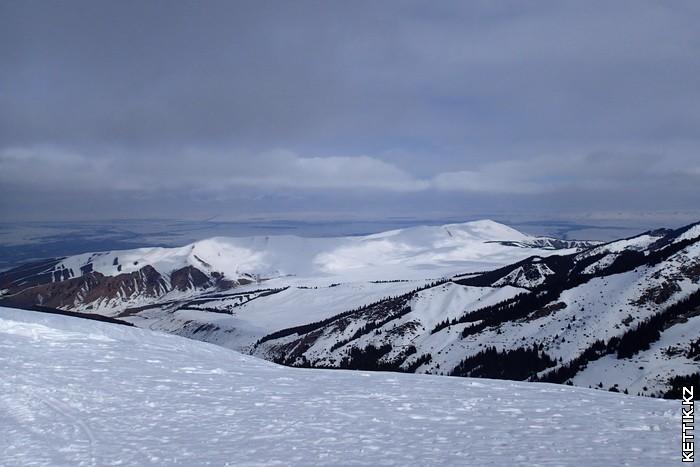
[1,219,699,399]
[2,220,585,289]
[362,219,528,243]
[443,219,528,239]
[0,220,596,325]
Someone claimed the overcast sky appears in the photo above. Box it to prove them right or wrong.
[1,0,699,223]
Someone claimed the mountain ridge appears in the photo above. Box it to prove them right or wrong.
[0,220,593,310]
[2,219,698,397]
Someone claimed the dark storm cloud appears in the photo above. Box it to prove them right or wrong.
[1,0,699,221]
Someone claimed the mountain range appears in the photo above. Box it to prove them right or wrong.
[2,219,698,397]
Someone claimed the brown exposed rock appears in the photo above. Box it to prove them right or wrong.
[170,266,211,291]
[1,265,168,310]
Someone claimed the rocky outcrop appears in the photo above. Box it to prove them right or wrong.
[1,265,169,310]
[170,265,212,291]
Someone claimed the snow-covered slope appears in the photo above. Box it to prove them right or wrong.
[0,307,678,466]
[2,220,698,398]
[0,220,589,301]
[255,222,700,397]
[0,220,591,350]
[124,280,434,351]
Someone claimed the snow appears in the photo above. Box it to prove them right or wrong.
[375,248,700,388]
[409,283,524,330]
[126,280,431,351]
[580,234,664,259]
[7,220,699,402]
[51,220,578,284]
[36,220,586,346]
[675,224,700,243]
[573,313,700,395]
[0,307,679,466]
[493,263,555,288]
[254,282,528,367]
[581,253,618,274]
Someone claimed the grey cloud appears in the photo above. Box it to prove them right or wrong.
[0,146,429,193]
[3,145,695,198]
[1,1,700,222]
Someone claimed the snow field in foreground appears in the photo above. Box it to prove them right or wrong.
[0,307,679,466]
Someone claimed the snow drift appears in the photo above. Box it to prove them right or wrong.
[0,307,678,466]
